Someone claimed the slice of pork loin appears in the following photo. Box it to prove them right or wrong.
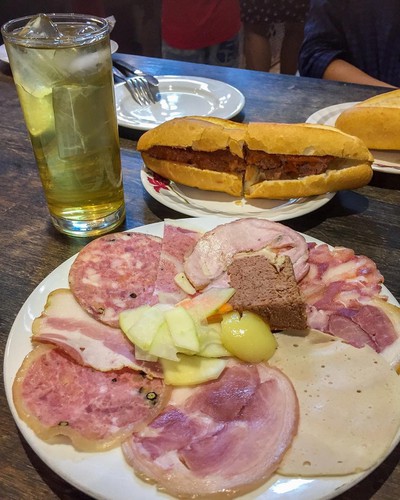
[122,361,298,498]
[183,218,309,290]
[13,344,171,452]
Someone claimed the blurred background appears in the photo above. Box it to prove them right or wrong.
[0,1,287,73]
[0,0,163,56]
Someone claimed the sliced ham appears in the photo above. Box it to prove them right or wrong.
[300,243,383,307]
[153,221,202,304]
[183,218,309,289]
[32,289,162,377]
[300,243,400,368]
[13,344,171,452]
[327,314,377,350]
[122,362,298,497]
[69,232,162,328]
[326,298,400,367]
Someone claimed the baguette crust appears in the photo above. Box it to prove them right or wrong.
[139,117,373,199]
[335,90,400,150]
[245,122,372,160]
[245,162,373,199]
[142,154,243,197]
[138,117,246,158]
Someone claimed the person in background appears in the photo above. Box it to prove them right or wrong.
[299,0,399,88]
[70,0,161,56]
[239,0,309,74]
[131,0,162,57]
[161,0,242,67]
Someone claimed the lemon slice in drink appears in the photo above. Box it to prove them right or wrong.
[17,83,54,137]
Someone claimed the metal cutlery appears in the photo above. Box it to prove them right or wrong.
[112,65,157,106]
[112,57,159,87]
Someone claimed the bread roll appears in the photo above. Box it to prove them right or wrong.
[138,117,373,199]
[335,90,400,150]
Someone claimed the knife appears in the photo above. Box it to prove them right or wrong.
[112,57,159,87]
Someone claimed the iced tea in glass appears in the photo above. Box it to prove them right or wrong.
[1,13,125,236]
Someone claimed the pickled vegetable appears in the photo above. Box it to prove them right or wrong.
[221,311,277,362]
[161,354,227,386]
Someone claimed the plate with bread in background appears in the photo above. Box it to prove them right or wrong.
[138,116,373,219]
[307,89,400,175]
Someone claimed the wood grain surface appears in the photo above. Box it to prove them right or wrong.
[1,55,399,500]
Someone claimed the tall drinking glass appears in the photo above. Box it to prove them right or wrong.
[1,13,125,237]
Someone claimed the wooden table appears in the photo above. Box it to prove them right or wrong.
[1,55,399,500]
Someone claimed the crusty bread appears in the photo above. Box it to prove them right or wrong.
[138,116,246,157]
[142,153,244,197]
[335,90,400,150]
[245,122,373,160]
[245,161,373,199]
[138,116,373,199]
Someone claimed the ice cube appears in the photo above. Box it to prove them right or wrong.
[53,46,108,77]
[18,14,61,39]
[11,46,65,96]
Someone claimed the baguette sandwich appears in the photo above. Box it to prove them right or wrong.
[138,116,373,199]
[335,89,400,150]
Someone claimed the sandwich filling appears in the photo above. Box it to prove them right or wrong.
[145,145,335,180]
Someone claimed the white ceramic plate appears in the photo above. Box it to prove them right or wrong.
[306,102,400,174]
[4,216,400,500]
[0,43,9,63]
[0,40,118,63]
[114,76,245,130]
[141,167,334,220]
[110,39,118,54]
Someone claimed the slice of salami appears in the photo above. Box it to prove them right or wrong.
[69,232,162,328]
[13,344,171,452]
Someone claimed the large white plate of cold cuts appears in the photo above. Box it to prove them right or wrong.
[4,216,400,500]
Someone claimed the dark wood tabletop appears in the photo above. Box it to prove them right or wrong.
[1,54,400,500]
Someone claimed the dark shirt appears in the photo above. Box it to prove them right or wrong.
[299,0,400,87]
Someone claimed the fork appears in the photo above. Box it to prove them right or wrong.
[112,58,159,87]
[112,66,156,106]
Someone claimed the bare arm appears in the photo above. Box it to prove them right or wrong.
[323,59,397,88]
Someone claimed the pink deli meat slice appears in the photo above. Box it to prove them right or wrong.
[122,362,299,497]
[13,344,171,452]
[153,222,202,304]
[300,243,383,309]
[32,288,162,377]
[183,218,309,289]
[300,243,400,363]
[69,232,162,328]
